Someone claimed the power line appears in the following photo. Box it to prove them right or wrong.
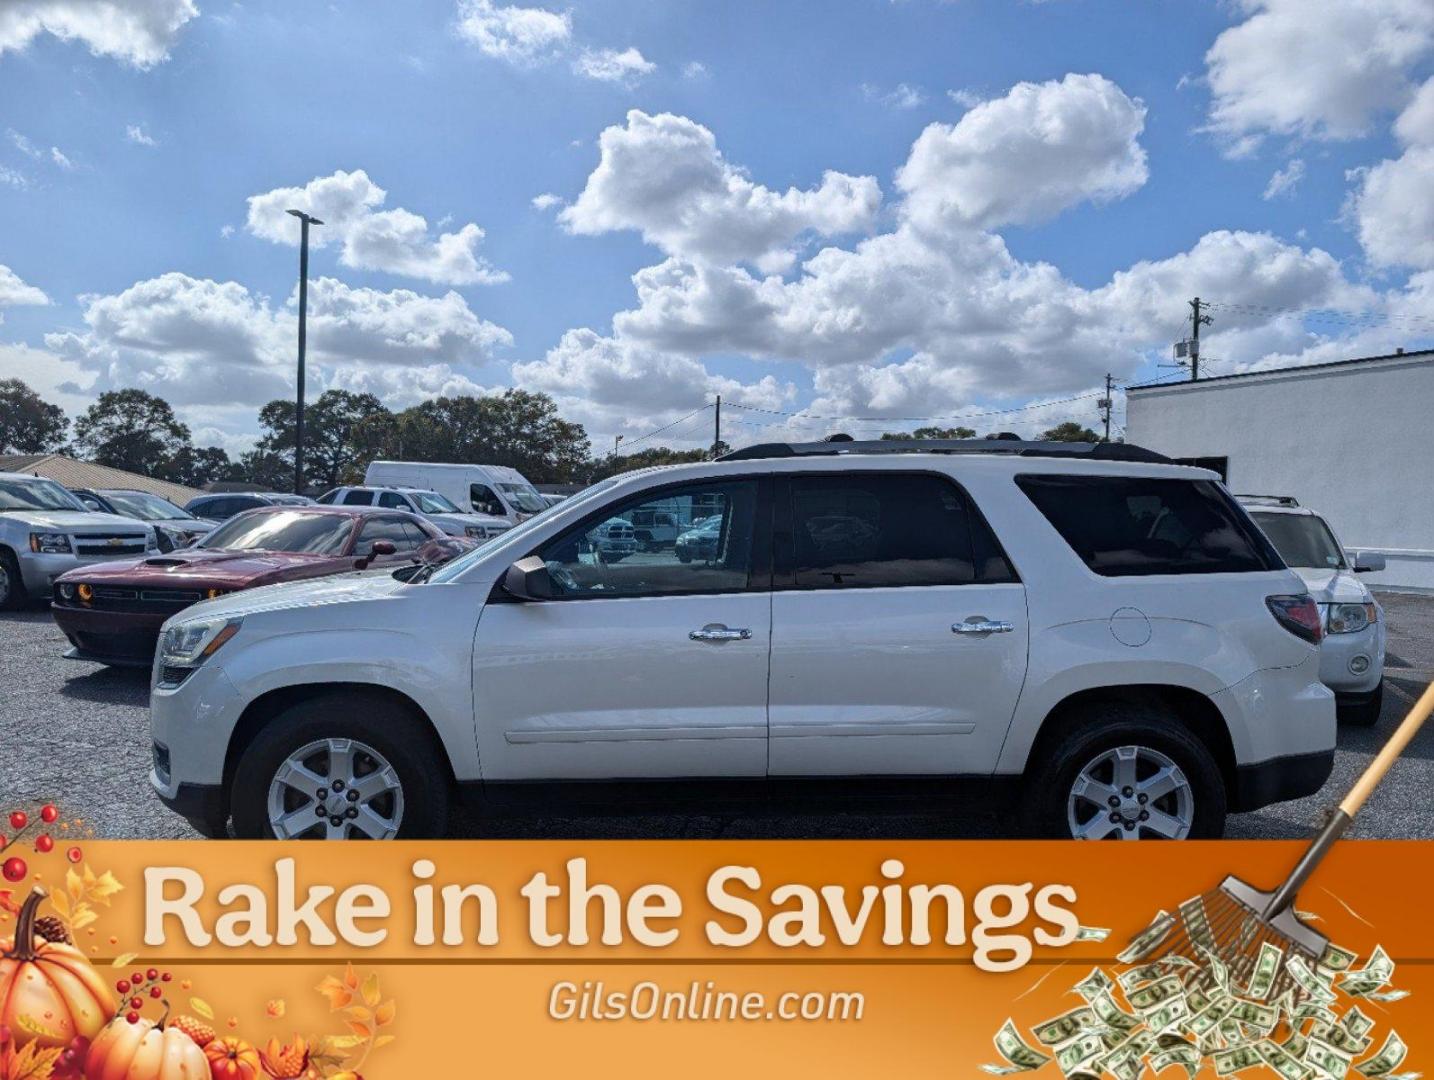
[722,389,1109,425]
[1202,300,1434,328]
[612,404,713,455]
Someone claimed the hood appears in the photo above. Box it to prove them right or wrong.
[169,568,408,623]
[57,548,342,588]
[1288,566,1372,604]
[152,517,214,533]
[5,510,149,533]
[426,511,506,530]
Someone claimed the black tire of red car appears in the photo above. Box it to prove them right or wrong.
[1339,680,1384,728]
[1020,701,1227,840]
[230,692,451,839]
[0,548,24,611]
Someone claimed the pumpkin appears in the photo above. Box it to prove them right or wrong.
[85,1011,208,1080]
[204,1036,262,1080]
[0,888,114,1050]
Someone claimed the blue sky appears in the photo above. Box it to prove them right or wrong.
[1,0,1432,456]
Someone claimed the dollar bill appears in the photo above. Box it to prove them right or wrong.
[1151,1044,1200,1078]
[1034,1007,1099,1047]
[1308,1037,1355,1079]
[1259,1038,1313,1080]
[1343,1008,1376,1041]
[1363,989,1409,1003]
[1075,925,1112,942]
[1313,1021,1373,1057]
[1056,1033,1107,1075]
[1119,912,1176,965]
[1246,941,1284,1001]
[1295,1001,1340,1028]
[1120,963,1171,992]
[1128,975,1185,1014]
[1320,943,1359,973]
[1074,968,1115,1002]
[1356,1032,1407,1078]
[1188,998,1237,1039]
[1227,999,1279,1033]
[1146,997,1191,1034]
[1288,955,1339,1005]
[985,1019,1054,1074]
[1200,945,1233,993]
[1214,1044,1264,1075]
[1340,947,1395,997]
[1186,985,1212,1015]
[1091,991,1142,1034]
[1179,896,1216,952]
[1283,1031,1310,1059]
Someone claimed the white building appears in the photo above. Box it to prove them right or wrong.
[1125,347,1434,591]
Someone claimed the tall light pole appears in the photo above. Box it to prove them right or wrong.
[286,209,323,494]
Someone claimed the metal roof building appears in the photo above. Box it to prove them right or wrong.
[1126,347,1434,591]
[0,454,203,506]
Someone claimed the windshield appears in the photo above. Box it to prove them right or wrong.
[199,510,355,555]
[0,477,86,513]
[428,479,617,583]
[498,483,548,513]
[1250,511,1347,570]
[102,491,191,521]
[410,490,460,514]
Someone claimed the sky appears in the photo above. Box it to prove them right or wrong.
[1,0,1433,460]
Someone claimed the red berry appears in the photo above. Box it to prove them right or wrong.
[161,972,172,982]
[0,834,6,849]
[1,856,26,883]
[40,805,58,824]
[146,968,159,981]
[116,980,130,994]
[150,986,162,999]
[126,1012,139,1025]
[131,972,143,985]
[8,811,26,831]
[35,835,54,853]
[129,997,143,1010]
[66,846,82,864]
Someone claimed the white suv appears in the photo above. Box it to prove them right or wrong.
[1238,496,1387,726]
[148,439,1335,841]
[316,486,511,540]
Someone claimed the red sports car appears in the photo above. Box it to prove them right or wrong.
[51,505,471,666]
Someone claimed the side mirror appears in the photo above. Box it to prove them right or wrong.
[355,539,397,569]
[502,555,554,601]
[1351,550,1386,573]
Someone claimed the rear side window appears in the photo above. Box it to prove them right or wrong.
[377,491,410,510]
[1016,475,1279,577]
[787,473,1016,589]
[341,489,374,506]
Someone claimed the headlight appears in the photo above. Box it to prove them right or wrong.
[57,582,76,600]
[1326,602,1377,635]
[465,525,484,538]
[159,616,242,667]
[29,532,71,554]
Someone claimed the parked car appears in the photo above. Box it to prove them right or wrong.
[363,461,547,526]
[674,517,721,562]
[1238,495,1387,726]
[52,506,467,667]
[627,508,685,551]
[71,488,214,553]
[185,492,312,522]
[585,517,638,562]
[0,472,157,610]
[316,485,511,540]
[148,438,1335,841]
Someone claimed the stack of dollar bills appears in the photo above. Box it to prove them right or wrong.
[983,900,1414,1080]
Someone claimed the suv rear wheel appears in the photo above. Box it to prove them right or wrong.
[231,694,450,839]
[1022,703,1227,839]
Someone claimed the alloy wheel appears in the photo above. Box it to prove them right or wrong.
[265,737,404,839]
[1066,744,1194,840]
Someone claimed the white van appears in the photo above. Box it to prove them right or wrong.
[363,462,548,526]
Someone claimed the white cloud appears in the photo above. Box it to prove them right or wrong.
[559,110,881,271]
[682,60,708,80]
[947,88,985,108]
[1262,158,1306,200]
[125,124,157,147]
[245,168,509,286]
[895,73,1148,234]
[530,192,563,211]
[0,0,198,68]
[453,0,569,63]
[44,272,512,410]
[49,145,73,169]
[1348,76,1434,269]
[8,130,40,159]
[219,224,235,239]
[863,82,926,109]
[572,46,654,84]
[0,166,26,189]
[0,264,49,316]
[1204,0,1434,152]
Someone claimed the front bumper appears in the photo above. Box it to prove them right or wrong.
[1232,748,1335,812]
[1317,621,1385,693]
[150,766,228,836]
[52,602,167,665]
[19,551,151,598]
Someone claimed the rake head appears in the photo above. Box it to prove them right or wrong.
[1149,876,1328,1004]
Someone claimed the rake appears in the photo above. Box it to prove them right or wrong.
[1137,679,1434,1003]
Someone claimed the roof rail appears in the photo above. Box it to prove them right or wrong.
[1234,493,1300,507]
[719,438,1173,464]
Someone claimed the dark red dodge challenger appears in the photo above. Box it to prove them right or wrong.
[51,505,472,666]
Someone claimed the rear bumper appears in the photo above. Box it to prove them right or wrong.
[1231,748,1334,812]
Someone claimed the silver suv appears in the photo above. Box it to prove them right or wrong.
[0,473,156,609]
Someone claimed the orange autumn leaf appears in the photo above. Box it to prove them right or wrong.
[343,963,359,990]
[316,975,353,1010]
[345,1021,372,1040]
[1,1040,65,1080]
[360,973,380,1008]
[266,999,286,1018]
[373,1000,396,1027]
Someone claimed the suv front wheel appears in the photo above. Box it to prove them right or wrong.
[1022,703,1227,840]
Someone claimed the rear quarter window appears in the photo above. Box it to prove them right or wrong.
[1015,474,1280,577]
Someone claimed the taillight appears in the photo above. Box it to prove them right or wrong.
[1266,594,1322,645]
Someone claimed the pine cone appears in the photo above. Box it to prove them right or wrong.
[33,915,70,944]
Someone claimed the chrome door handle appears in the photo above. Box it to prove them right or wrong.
[690,624,752,642]
[952,619,1014,635]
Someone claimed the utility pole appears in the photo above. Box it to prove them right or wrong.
[1188,296,1212,382]
[1098,373,1114,442]
[613,434,623,456]
[712,395,721,457]
[286,209,323,494]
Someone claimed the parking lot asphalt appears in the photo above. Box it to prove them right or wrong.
[3,592,1433,840]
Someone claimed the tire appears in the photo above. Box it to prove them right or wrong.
[1338,681,1383,728]
[0,548,24,611]
[230,692,450,839]
[1021,702,1227,840]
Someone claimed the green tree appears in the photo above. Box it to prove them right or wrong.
[880,425,976,440]
[236,449,292,491]
[167,445,239,488]
[72,389,192,477]
[587,445,709,482]
[0,379,68,453]
[255,390,391,490]
[1039,421,1102,442]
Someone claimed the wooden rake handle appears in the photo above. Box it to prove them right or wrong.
[1265,677,1434,919]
